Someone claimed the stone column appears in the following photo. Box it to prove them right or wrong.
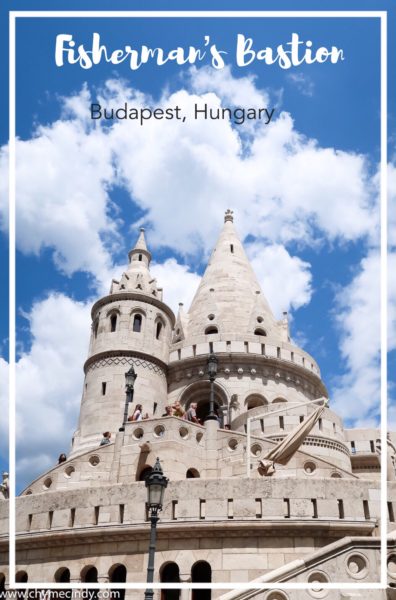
[205,419,219,478]
[69,578,82,600]
[179,573,191,600]
[109,430,124,482]
[98,576,110,600]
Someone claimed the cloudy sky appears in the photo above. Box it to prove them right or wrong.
[0,3,395,491]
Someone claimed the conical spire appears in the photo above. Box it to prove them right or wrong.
[185,211,279,340]
[128,227,151,264]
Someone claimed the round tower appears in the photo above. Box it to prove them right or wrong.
[71,229,175,456]
[168,210,350,471]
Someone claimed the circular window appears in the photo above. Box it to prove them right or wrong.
[228,438,238,451]
[196,431,203,443]
[25,489,33,495]
[89,455,100,467]
[257,316,264,323]
[208,314,215,321]
[179,426,189,439]
[43,477,52,490]
[133,428,144,440]
[154,425,165,438]
[388,554,396,578]
[266,592,288,600]
[304,461,317,475]
[307,572,329,598]
[64,465,75,478]
[346,553,368,579]
[250,443,262,457]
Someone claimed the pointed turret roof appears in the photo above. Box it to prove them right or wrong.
[110,228,160,297]
[128,227,151,263]
[185,211,279,340]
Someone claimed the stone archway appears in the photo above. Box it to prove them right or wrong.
[179,381,228,426]
[160,562,180,600]
[191,561,211,600]
[245,393,268,410]
[109,564,127,600]
[81,565,98,600]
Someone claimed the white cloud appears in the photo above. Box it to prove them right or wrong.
[151,259,201,314]
[103,81,376,256]
[0,103,120,291]
[189,65,270,108]
[0,72,376,292]
[246,243,312,318]
[330,251,381,422]
[389,163,396,249]
[15,294,91,488]
[0,358,8,465]
[287,72,315,97]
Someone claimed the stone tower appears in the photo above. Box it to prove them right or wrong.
[0,211,394,599]
[71,228,175,456]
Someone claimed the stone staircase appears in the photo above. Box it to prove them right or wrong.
[216,533,396,600]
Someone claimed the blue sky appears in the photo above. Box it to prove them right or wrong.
[0,0,395,491]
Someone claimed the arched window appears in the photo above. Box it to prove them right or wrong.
[81,566,97,583]
[109,564,127,600]
[133,314,142,333]
[205,326,218,335]
[160,563,180,600]
[273,397,287,404]
[186,468,200,478]
[156,321,163,340]
[54,567,72,599]
[54,567,70,583]
[94,320,99,338]
[110,314,117,332]
[138,254,143,261]
[81,566,98,600]
[15,572,27,600]
[254,328,266,336]
[245,394,268,410]
[191,561,211,600]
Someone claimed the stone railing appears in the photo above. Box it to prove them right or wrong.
[7,478,384,537]
[169,338,321,377]
[216,535,389,600]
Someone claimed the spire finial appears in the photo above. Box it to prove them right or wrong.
[224,209,234,223]
[133,228,148,253]
[128,226,151,264]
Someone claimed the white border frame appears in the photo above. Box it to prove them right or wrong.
[8,9,388,593]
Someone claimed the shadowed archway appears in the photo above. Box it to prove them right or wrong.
[160,562,180,600]
[191,561,211,600]
[179,381,228,426]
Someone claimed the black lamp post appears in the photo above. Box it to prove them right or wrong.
[205,353,218,422]
[144,458,168,600]
[119,366,137,431]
